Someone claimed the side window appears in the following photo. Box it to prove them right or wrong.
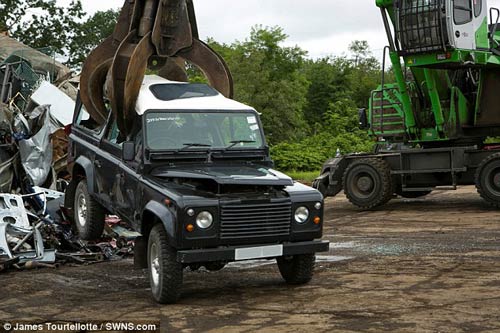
[106,118,124,147]
[75,103,102,132]
[474,0,482,17]
[454,0,473,25]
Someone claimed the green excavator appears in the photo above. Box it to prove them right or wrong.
[315,0,500,209]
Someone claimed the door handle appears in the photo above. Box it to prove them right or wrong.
[94,160,102,168]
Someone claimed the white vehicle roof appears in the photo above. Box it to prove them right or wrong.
[135,75,254,115]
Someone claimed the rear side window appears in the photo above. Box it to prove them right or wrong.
[149,83,219,101]
[454,0,473,25]
[106,119,122,145]
[75,103,102,132]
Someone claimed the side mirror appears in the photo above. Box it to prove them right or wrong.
[122,141,135,162]
[358,108,369,129]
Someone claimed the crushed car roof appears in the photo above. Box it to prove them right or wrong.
[135,75,254,115]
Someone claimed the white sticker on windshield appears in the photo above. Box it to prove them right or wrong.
[147,116,180,124]
[250,124,259,131]
[247,116,257,124]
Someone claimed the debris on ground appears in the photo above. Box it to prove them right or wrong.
[0,36,141,273]
[0,190,139,272]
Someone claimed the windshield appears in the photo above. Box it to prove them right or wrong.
[397,0,446,54]
[145,111,264,150]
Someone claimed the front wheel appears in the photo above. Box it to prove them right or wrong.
[343,158,393,209]
[148,224,183,304]
[277,254,315,285]
[475,153,500,208]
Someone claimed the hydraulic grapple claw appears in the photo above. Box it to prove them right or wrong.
[80,0,234,136]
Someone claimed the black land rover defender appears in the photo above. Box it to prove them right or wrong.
[65,76,329,303]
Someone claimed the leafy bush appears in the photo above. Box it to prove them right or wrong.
[271,98,374,171]
[271,131,373,171]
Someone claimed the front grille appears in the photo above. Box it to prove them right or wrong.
[220,201,292,240]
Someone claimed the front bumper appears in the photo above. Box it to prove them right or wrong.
[177,240,330,264]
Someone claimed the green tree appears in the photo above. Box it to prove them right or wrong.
[0,0,119,69]
[210,26,310,144]
[8,0,85,57]
[66,9,119,68]
[346,40,381,107]
[0,0,58,33]
[303,57,351,128]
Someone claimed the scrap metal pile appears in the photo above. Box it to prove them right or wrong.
[0,189,140,272]
[2,0,234,272]
[0,35,139,272]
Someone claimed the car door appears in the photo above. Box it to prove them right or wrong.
[70,95,105,181]
[115,130,143,226]
[450,0,476,50]
[94,118,123,213]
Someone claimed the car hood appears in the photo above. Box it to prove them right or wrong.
[150,164,294,186]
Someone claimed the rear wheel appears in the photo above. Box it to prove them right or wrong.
[73,180,105,240]
[148,224,183,304]
[475,153,500,208]
[277,254,315,285]
[343,158,393,209]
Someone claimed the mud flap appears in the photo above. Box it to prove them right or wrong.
[314,157,349,198]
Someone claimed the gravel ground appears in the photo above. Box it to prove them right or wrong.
[2,186,500,332]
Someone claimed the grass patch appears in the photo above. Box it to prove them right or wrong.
[285,170,320,184]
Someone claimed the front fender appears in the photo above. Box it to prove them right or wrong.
[143,201,176,245]
[74,156,95,194]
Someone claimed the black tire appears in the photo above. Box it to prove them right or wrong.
[397,190,432,199]
[475,153,500,208]
[73,179,105,240]
[277,254,315,285]
[148,224,183,304]
[204,262,226,272]
[64,179,78,223]
[342,158,393,209]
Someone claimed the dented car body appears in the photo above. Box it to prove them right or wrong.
[66,75,329,303]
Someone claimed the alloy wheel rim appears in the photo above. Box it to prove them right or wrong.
[76,192,88,227]
[150,243,160,289]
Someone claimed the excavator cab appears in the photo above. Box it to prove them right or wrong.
[367,0,500,145]
[394,0,489,55]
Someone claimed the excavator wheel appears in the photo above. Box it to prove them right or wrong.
[475,153,500,208]
[342,158,393,210]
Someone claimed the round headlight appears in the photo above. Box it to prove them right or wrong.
[196,211,213,229]
[294,206,309,224]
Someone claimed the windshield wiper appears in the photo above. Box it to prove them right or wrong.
[225,140,256,150]
[180,143,212,151]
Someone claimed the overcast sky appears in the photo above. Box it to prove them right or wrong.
[56,0,500,60]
